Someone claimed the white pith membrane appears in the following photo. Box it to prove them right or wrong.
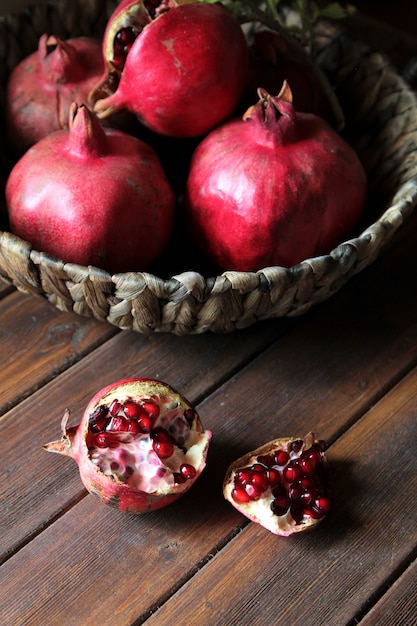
[223,433,330,536]
[86,384,208,494]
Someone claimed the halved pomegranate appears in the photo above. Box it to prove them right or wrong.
[44,378,211,513]
[223,433,330,535]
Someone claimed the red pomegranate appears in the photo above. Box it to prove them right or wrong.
[185,82,368,271]
[6,34,104,155]
[6,104,175,273]
[44,377,212,513]
[91,0,249,138]
[223,433,330,535]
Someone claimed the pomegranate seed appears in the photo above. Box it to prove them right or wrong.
[184,408,195,425]
[256,454,274,467]
[299,456,316,476]
[95,432,120,449]
[141,400,160,421]
[289,484,303,500]
[235,468,252,486]
[290,439,303,454]
[180,463,196,480]
[271,495,290,516]
[251,463,267,473]
[232,487,251,503]
[137,413,154,433]
[126,419,142,434]
[290,503,305,524]
[250,471,269,493]
[151,427,174,458]
[304,507,324,520]
[245,483,264,500]
[110,461,120,471]
[315,496,331,514]
[298,476,316,490]
[266,468,281,487]
[283,461,301,483]
[109,399,121,417]
[174,472,187,484]
[107,415,130,432]
[274,450,290,466]
[88,405,109,433]
[300,489,315,505]
[123,400,141,419]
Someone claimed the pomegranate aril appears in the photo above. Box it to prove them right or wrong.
[283,461,301,483]
[289,484,303,500]
[151,427,174,459]
[107,414,130,432]
[290,439,303,455]
[88,405,109,433]
[141,400,160,421]
[315,496,331,514]
[235,468,252,486]
[290,503,305,524]
[184,408,195,425]
[180,464,196,480]
[123,399,142,419]
[272,483,286,498]
[274,450,290,466]
[266,468,281,487]
[232,487,251,503]
[256,454,274,467]
[174,472,187,484]
[95,432,121,449]
[137,413,154,433]
[109,398,121,417]
[271,495,290,516]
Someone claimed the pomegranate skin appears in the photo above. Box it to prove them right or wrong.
[6,104,175,273]
[94,2,249,138]
[44,377,212,514]
[185,84,368,271]
[6,35,104,155]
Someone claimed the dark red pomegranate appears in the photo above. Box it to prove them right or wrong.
[44,377,211,513]
[6,34,104,155]
[6,104,175,273]
[185,82,368,271]
[223,433,330,535]
[91,0,249,138]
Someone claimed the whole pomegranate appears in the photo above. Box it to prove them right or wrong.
[44,377,212,513]
[6,104,175,273]
[91,0,249,138]
[185,82,368,271]
[6,34,104,155]
[223,433,330,536]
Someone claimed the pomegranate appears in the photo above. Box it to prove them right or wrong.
[223,433,330,536]
[184,82,367,271]
[91,0,249,138]
[6,35,104,155]
[44,377,212,513]
[6,103,175,273]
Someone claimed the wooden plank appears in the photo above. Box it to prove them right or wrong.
[1,226,417,622]
[358,558,417,626]
[143,366,417,626]
[0,318,287,562]
[0,290,116,415]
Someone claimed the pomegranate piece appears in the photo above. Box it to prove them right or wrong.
[185,81,367,271]
[223,433,330,536]
[6,103,175,273]
[91,1,249,138]
[44,377,211,513]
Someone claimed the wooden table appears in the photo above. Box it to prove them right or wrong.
[1,3,417,625]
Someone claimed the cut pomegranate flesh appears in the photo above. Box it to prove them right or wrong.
[223,433,330,536]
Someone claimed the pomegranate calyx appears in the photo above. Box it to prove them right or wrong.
[67,103,108,158]
[243,81,297,141]
[43,409,76,458]
[40,34,82,84]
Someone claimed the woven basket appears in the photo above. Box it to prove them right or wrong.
[1,0,417,335]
